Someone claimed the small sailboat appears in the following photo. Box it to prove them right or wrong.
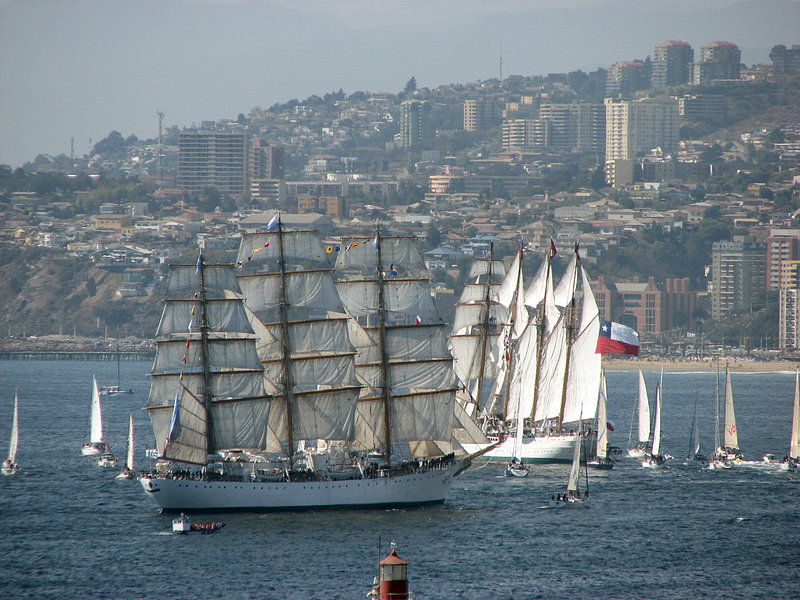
[548,429,589,508]
[1,392,20,476]
[504,395,529,477]
[709,361,732,470]
[642,371,666,468]
[588,371,614,470]
[100,340,133,397]
[81,376,110,456]
[779,370,800,471]
[713,363,743,464]
[686,397,707,465]
[626,369,650,458]
[116,414,136,480]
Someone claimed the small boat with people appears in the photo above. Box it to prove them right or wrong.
[779,369,800,472]
[642,370,667,469]
[171,513,224,534]
[711,363,743,469]
[627,370,651,458]
[116,414,136,480]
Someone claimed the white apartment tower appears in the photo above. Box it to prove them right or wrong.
[604,97,680,162]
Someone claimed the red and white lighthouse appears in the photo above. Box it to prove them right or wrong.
[377,542,409,600]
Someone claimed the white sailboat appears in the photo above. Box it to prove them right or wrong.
[713,363,743,464]
[642,370,666,468]
[116,414,136,480]
[626,370,651,458]
[505,403,529,477]
[81,376,110,456]
[686,397,707,465]
[140,226,469,511]
[709,361,732,470]
[461,245,602,464]
[780,370,800,471]
[100,339,133,397]
[588,371,614,469]
[548,428,589,508]
[1,391,20,476]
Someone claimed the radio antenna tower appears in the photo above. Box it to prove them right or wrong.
[157,110,165,188]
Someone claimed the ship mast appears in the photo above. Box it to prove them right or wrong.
[556,245,580,432]
[501,244,524,420]
[529,247,553,424]
[474,242,494,417]
[275,216,297,465]
[197,254,215,453]
[375,227,393,464]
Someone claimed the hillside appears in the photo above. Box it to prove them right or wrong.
[0,245,161,341]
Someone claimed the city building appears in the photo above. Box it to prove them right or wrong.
[592,276,697,335]
[779,288,800,350]
[693,41,741,84]
[538,103,606,152]
[710,238,766,319]
[604,97,679,185]
[651,41,693,88]
[678,95,727,126]
[605,61,648,96]
[766,235,800,290]
[463,99,494,131]
[770,44,800,74]
[250,140,285,180]
[177,131,249,194]
[398,100,432,149]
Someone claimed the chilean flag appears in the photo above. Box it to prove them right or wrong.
[595,319,640,356]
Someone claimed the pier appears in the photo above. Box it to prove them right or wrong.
[0,350,154,361]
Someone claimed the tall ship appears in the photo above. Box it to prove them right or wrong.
[459,244,602,463]
[139,220,469,511]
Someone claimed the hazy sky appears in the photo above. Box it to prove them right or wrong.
[1,0,799,167]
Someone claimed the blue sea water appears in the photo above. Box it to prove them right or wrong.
[0,360,799,599]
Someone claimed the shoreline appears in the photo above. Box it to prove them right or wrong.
[603,358,799,373]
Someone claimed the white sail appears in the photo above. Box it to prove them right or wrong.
[336,235,427,274]
[165,264,241,298]
[596,373,608,460]
[157,299,254,337]
[724,366,739,450]
[89,376,104,444]
[524,256,549,309]
[125,414,135,471]
[791,371,800,459]
[7,392,19,464]
[238,270,347,321]
[336,279,440,323]
[554,251,579,308]
[532,308,567,422]
[238,229,331,268]
[566,435,582,493]
[637,370,651,444]
[451,302,507,336]
[562,266,601,423]
[467,258,506,281]
[652,380,662,456]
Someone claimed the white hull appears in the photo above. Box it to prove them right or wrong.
[463,432,586,464]
[1,464,18,476]
[547,498,588,509]
[140,460,464,511]
[81,444,104,456]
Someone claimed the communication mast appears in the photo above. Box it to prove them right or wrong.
[157,110,165,188]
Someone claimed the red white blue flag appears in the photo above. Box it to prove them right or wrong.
[595,319,640,356]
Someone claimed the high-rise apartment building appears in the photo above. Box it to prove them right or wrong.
[398,100,432,149]
[538,103,605,152]
[651,41,693,88]
[693,41,741,84]
[604,97,679,184]
[178,131,249,194]
[771,44,800,74]
[250,140,285,180]
[501,119,550,150]
[710,238,766,319]
[766,236,800,290]
[605,61,648,97]
[463,99,493,131]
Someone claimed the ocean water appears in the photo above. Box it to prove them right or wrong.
[0,360,798,599]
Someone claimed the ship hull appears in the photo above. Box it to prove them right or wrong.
[463,432,595,464]
[140,461,463,511]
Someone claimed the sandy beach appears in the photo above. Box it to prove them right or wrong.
[603,358,799,373]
